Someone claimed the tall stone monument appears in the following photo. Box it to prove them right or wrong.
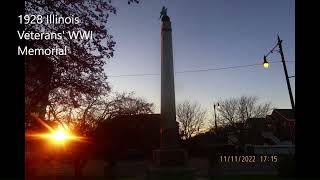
[160,6,179,149]
[146,7,194,180]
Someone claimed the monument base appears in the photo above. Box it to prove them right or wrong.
[146,148,195,180]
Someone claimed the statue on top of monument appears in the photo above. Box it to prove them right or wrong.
[159,6,168,20]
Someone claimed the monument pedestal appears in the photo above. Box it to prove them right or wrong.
[146,148,195,180]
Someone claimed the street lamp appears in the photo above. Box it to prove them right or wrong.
[214,103,220,130]
[263,56,269,69]
[263,35,295,110]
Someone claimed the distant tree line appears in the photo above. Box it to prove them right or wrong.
[176,96,273,140]
[215,96,272,128]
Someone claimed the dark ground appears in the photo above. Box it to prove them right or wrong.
[25,157,300,180]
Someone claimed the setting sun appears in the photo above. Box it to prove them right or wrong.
[52,129,68,142]
[25,115,87,145]
[48,127,83,144]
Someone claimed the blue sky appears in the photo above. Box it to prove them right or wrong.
[104,0,295,114]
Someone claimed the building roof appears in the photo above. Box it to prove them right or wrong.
[272,109,295,121]
[112,114,161,120]
[94,114,162,151]
[247,118,265,123]
[95,114,162,135]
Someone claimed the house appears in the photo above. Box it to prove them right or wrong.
[245,118,266,145]
[94,114,162,160]
[266,109,295,143]
[225,108,295,147]
[244,109,295,155]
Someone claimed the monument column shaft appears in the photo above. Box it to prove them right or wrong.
[161,20,179,149]
[147,11,193,178]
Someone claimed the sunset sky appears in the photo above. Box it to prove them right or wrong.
[104,0,295,116]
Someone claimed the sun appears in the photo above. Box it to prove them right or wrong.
[49,126,76,144]
[52,129,68,142]
[25,114,87,145]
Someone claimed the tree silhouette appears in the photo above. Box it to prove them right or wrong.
[48,91,154,136]
[214,96,272,128]
[177,101,206,140]
[25,0,139,126]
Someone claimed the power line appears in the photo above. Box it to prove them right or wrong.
[107,60,295,78]
[109,73,159,78]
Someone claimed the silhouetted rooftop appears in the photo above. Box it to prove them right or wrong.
[110,113,161,121]
[273,109,295,121]
[96,114,162,133]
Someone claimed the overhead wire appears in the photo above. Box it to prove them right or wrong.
[107,60,295,78]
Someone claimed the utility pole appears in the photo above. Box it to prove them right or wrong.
[214,103,219,130]
[278,35,295,110]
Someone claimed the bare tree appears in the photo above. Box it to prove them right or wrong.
[214,96,273,128]
[177,101,206,140]
[97,92,154,121]
[238,96,272,121]
[215,98,238,127]
[47,91,154,136]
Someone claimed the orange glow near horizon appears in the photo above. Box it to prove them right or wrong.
[26,127,84,145]
[26,114,87,145]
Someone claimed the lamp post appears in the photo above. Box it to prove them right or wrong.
[263,35,295,110]
[214,103,220,130]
